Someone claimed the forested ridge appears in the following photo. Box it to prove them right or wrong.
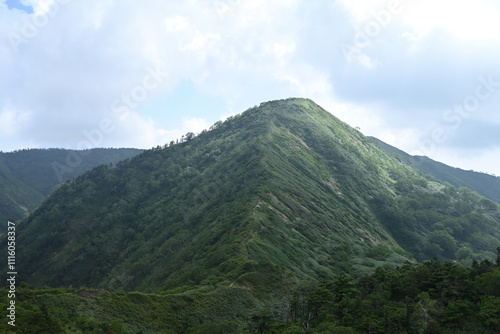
[372,137,500,204]
[2,98,500,332]
[0,148,142,223]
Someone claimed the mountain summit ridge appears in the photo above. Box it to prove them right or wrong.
[7,98,500,291]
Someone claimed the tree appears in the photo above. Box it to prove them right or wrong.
[428,230,457,258]
[456,246,473,261]
[480,198,497,210]
[479,296,500,327]
[497,247,500,266]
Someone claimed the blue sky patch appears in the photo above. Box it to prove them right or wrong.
[143,80,225,130]
[5,0,34,14]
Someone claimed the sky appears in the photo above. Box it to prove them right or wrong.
[1,0,500,176]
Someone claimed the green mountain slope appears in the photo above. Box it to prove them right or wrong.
[0,148,143,223]
[372,137,500,204]
[7,98,500,293]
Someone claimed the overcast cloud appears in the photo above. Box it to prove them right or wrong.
[1,0,499,175]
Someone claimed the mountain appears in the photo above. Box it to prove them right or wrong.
[372,137,500,204]
[0,148,143,224]
[9,98,500,295]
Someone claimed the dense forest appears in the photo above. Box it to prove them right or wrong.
[1,257,499,333]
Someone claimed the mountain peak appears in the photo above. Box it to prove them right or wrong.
[8,99,500,292]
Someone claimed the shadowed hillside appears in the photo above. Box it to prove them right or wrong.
[0,148,142,223]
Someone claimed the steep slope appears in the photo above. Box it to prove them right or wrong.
[243,100,412,280]
[8,98,500,293]
[13,116,272,291]
[372,137,500,203]
[0,148,142,223]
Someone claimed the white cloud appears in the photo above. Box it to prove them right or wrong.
[425,146,500,177]
[403,0,500,41]
[181,117,211,134]
[164,16,189,33]
[0,0,499,175]
[0,108,33,135]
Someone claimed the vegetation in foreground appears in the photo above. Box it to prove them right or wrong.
[2,255,499,333]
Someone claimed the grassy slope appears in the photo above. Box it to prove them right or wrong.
[245,99,413,280]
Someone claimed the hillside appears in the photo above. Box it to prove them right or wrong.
[372,137,500,204]
[0,148,142,223]
[8,98,500,295]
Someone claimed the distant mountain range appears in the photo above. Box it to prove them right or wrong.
[0,148,142,224]
[372,137,500,204]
